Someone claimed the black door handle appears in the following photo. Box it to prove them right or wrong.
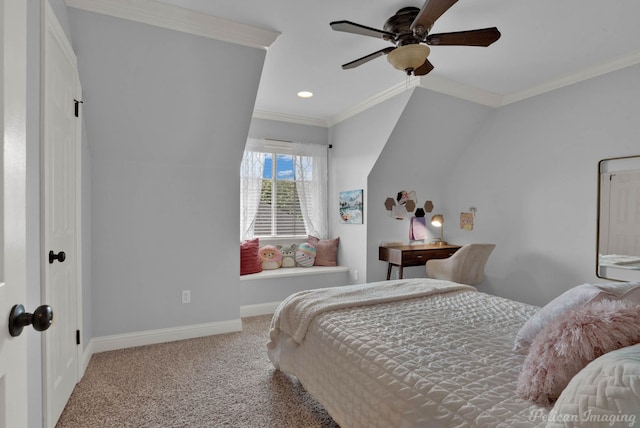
[49,250,66,264]
[8,304,54,337]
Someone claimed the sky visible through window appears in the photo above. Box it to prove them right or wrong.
[263,154,294,180]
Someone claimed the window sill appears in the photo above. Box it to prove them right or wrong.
[240,266,348,281]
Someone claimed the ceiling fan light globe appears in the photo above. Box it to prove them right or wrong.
[387,44,430,73]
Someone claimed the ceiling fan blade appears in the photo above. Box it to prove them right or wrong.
[341,47,395,70]
[413,58,434,76]
[427,27,501,47]
[330,20,395,40]
[411,0,459,33]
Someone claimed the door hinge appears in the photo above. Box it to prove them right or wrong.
[76,329,81,345]
[74,99,83,118]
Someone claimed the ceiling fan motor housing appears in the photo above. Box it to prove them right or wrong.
[384,7,423,46]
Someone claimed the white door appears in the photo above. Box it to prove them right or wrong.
[41,3,82,427]
[0,1,29,427]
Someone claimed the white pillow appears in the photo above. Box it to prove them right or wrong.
[592,281,640,302]
[513,282,640,353]
[546,344,640,428]
[514,284,601,353]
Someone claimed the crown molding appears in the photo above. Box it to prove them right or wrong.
[64,0,280,49]
[418,74,503,108]
[252,110,328,128]
[320,51,640,126]
[326,77,421,127]
[502,50,640,106]
[64,1,640,127]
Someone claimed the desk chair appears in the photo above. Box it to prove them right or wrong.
[426,243,495,286]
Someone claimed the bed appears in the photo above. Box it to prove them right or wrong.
[267,278,549,427]
[267,278,640,428]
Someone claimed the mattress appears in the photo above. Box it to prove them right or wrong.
[268,279,550,428]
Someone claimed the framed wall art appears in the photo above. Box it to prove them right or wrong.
[339,189,363,224]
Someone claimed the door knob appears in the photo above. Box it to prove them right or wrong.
[8,304,54,337]
[49,250,66,264]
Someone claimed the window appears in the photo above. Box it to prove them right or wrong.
[254,153,306,236]
[240,138,328,241]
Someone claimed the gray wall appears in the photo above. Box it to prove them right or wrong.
[68,9,266,336]
[328,90,412,284]
[367,89,493,281]
[444,64,640,306]
[331,63,640,307]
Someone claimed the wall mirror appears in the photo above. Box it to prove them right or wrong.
[597,155,640,281]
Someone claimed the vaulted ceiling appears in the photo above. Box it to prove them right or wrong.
[141,0,640,126]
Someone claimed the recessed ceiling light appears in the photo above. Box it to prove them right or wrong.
[297,91,313,98]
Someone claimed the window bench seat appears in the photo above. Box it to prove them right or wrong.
[240,266,348,281]
[239,266,350,317]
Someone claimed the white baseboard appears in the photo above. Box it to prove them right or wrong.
[89,319,243,354]
[240,301,280,317]
[80,341,93,378]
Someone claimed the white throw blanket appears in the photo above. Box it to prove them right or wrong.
[267,278,474,348]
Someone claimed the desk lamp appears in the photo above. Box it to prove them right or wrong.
[431,214,447,246]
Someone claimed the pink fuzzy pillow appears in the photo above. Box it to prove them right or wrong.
[513,281,640,353]
[517,299,640,406]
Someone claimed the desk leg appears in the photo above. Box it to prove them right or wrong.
[386,263,392,280]
[398,266,404,279]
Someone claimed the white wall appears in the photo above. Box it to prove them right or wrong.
[328,90,412,283]
[68,9,266,336]
[444,64,640,306]
[367,88,493,281]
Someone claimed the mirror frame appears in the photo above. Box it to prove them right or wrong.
[596,155,640,281]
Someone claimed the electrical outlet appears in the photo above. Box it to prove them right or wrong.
[181,290,191,304]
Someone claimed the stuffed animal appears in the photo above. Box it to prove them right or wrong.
[278,244,298,268]
[295,243,316,267]
[258,245,282,270]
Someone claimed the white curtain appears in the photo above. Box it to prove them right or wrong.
[241,138,328,240]
[292,141,328,239]
[240,138,266,241]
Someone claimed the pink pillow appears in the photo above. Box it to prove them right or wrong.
[516,299,640,406]
[240,238,262,275]
[513,284,603,353]
[307,235,339,266]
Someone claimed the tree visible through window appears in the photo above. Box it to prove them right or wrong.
[240,138,328,241]
[254,154,307,236]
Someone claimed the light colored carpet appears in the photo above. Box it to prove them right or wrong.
[56,315,340,428]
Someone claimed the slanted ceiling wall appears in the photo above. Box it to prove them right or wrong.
[68,8,266,336]
[444,63,640,306]
[351,63,640,306]
[367,88,493,281]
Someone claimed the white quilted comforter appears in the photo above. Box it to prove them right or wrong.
[268,279,549,428]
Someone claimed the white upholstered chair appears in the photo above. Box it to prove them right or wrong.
[425,244,496,286]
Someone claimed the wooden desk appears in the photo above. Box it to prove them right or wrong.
[379,244,461,280]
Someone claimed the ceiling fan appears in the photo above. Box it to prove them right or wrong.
[330,0,501,76]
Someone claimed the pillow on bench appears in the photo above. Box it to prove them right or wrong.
[308,235,339,267]
[240,238,262,275]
